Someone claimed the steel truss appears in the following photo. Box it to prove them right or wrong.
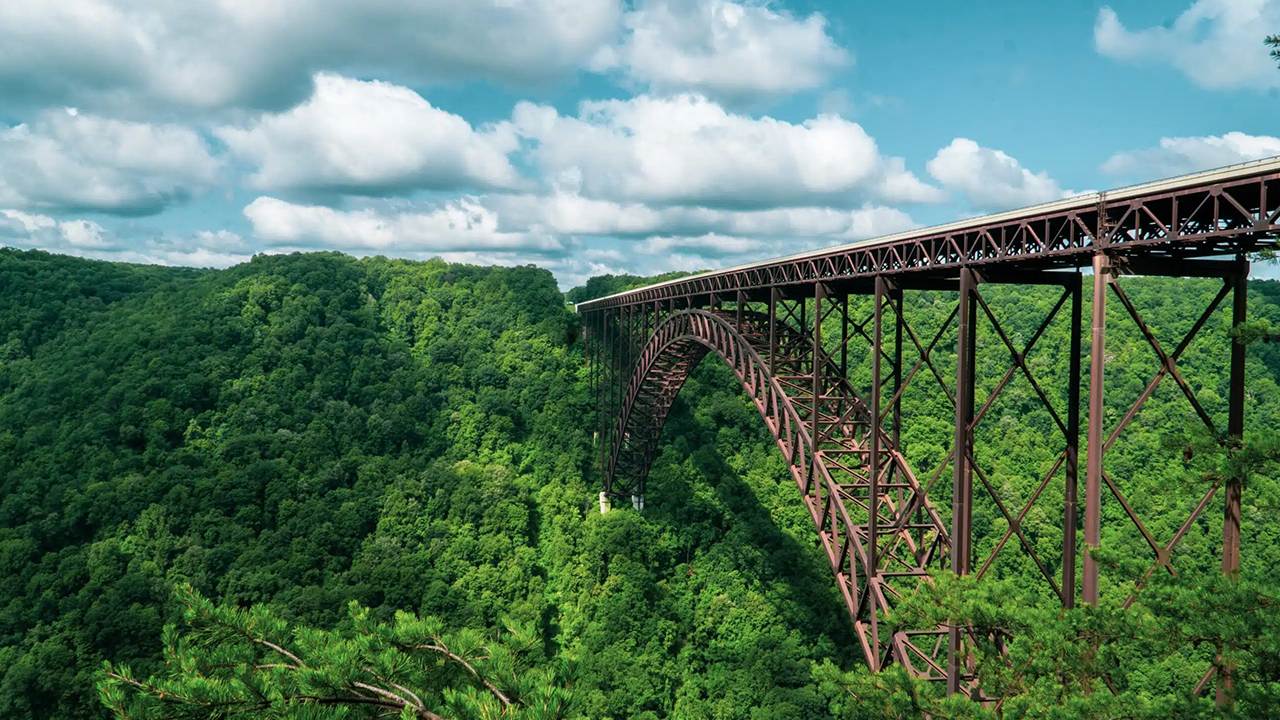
[581,163,1277,701]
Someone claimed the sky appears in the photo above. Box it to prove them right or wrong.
[0,1,1278,288]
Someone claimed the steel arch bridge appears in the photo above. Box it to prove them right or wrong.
[578,157,1280,698]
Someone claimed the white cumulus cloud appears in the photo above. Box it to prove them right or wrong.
[243,196,564,255]
[0,0,624,114]
[926,138,1069,212]
[0,210,252,266]
[638,233,764,258]
[593,0,849,103]
[1094,1,1280,90]
[489,191,915,240]
[513,94,941,209]
[0,210,113,250]
[1102,132,1280,178]
[218,74,520,195]
[0,109,219,215]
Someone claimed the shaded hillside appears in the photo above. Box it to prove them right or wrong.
[2,249,1279,718]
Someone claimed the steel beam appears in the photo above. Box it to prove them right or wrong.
[1222,259,1247,578]
[1083,253,1108,605]
[811,282,825,491]
[1063,275,1083,607]
[870,277,886,588]
[591,219,1265,698]
[769,287,780,375]
[578,164,1280,313]
[893,290,904,448]
[1218,258,1248,707]
[948,267,977,695]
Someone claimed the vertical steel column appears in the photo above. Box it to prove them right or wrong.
[1083,253,1109,605]
[603,310,614,484]
[948,268,977,695]
[839,294,850,434]
[869,277,887,659]
[840,294,849,379]
[769,288,780,374]
[1222,259,1247,577]
[640,302,649,351]
[594,313,613,515]
[616,306,626,434]
[870,278,886,572]
[801,290,807,340]
[892,289,905,519]
[1063,275,1083,607]
[1218,258,1248,707]
[589,312,598,461]
[893,290,904,448]
[812,283,826,463]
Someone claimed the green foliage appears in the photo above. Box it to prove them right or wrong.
[0,251,578,717]
[3,249,1280,718]
[99,584,570,719]
[1268,34,1280,66]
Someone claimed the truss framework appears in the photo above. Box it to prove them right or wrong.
[582,163,1275,701]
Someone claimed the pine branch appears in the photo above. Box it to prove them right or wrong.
[350,681,448,720]
[103,670,271,713]
[406,640,513,708]
[252,638,305,668]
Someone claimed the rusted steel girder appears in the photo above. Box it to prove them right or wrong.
[577,164,1279,313]
[582,162,1272,700]
[603,307,953,676]
[595,267,1097,693]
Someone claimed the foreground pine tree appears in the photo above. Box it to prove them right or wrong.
[98,585,572,719]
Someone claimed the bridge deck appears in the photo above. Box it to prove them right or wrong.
[577,155,1280,312]
[582,157,1273,695]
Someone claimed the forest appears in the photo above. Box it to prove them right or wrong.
[1,247,1278,719]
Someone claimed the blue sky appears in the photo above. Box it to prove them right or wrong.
[0,0,1277,287]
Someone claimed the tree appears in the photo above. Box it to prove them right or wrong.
[1269,34,1280,66]
[98,585,572,719]
[5,250,1280,718]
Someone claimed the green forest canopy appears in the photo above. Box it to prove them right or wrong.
[1,247,1278,718]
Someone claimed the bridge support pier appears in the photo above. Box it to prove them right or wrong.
[587,235,1260,701]
[1063,273,1083,608]
[1083,252,1108,605]
[947,268,978,695]
[1217,258,1248,707]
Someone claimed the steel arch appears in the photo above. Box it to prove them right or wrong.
[604,308,954,678]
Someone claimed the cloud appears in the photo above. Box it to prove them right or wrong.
[243,196,564,254]
[0,1,624,114]
[0,210,252,266]
[239,188,916,285]
[513,94,941,209]
[926,138,1069,211]
[218,74,520,196]
[637,233,763,257]
[1102,132,1280,178]
[0,210,114,250]
[592,0,848,103]
[0,108,219,215]
[489,191,915,240]
[467,191,917,283]
[1094,1,1280,90]
[626,232,828,277]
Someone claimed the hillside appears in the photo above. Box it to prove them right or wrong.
[1,248,1279,718]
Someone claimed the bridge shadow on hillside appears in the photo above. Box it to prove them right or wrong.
[638,358,861,668]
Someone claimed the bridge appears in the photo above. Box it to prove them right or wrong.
[577,157,1280,697]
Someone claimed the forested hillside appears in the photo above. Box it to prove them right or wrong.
[2,248,1278,718]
